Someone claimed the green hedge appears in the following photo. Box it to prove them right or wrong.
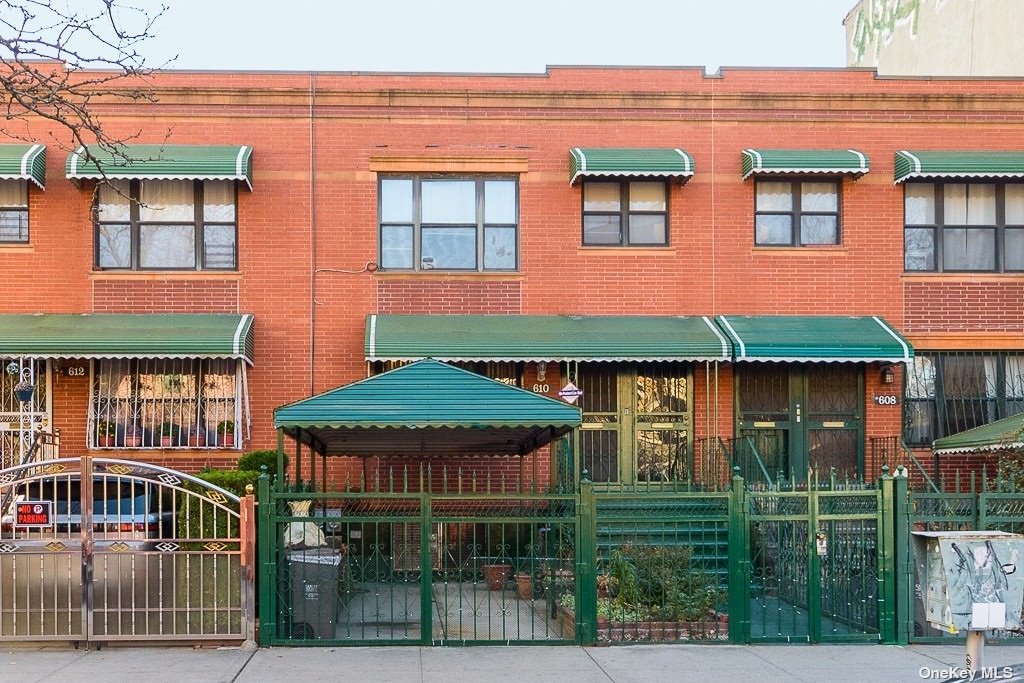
[237,449,286,478]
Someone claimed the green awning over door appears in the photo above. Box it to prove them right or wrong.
[366,314,731,362]
[741,149,869,180]
[0,144,46,188]
[569,148,694,185]
[894,150,1024,183]
[66,144,254,189]
[0,313,255,364]
[933,413,1024,455]
[715,315,912,362]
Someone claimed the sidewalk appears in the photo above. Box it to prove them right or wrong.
[2,643,1021,683]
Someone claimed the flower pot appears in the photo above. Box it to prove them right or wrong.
[188,433,207,447]
[219,431,234,447]
[97,435,114,448]
[124,435,142,447]
[516,573,534,600]
[482,563,511,591]
[161,435,175,447]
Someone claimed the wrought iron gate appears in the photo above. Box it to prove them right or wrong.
[745,475,882,643]
[259,479,579,646]
[0,456,255,645]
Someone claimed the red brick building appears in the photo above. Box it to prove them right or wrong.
[1,65,1021,488]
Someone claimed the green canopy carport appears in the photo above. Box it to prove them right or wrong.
[274,359,582,459]
[714,315,912,363]
[933,413,1024,455]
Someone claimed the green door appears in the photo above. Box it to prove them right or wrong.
[737,364,864,481]
[574,362,691,484]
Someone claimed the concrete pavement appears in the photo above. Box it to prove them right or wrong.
[1,643,1021,683]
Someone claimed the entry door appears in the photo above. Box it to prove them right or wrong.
[575,362,690,484]
[737,364,863,481]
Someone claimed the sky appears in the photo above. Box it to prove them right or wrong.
[143,0,860,74]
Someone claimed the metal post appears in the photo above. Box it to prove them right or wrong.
[256,469,275,646]
[420,492,433,644]
[727,467,749,643]
[892,468,911,645]
[79,454,95,645]
[576,475,597,645]
[276,429,285,485]
[808,474,822,643]
[239,489,257,648]
[878,466,896,643]
[966,629,986,674]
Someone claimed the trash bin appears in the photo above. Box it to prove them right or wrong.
[287,547,341,639]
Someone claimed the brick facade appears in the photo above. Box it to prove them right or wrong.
[2,65,1021,481]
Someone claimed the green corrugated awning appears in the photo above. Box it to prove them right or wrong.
[569,148,694,185]
[894,150,1024,184]
[66,145,253,190]
[366,315,731,362]
[715,316,912,363]
[0,144,46,189]
[741,149,869,181]
[275,359,581,456]
[933,413,1024,455]
[0,314,254,364]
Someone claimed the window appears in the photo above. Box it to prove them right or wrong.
[755,179,840,246]
[903,351,1024,446]
[95,179,237,270]
[378,176,517,271]
[0,179,29,243]
[90,358,241,449]
[582,181,667,246]
[904,182,1024,272]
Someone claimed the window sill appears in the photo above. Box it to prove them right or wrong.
[751,246,847,255]
[577,246,676,257]
[89,271,243,281]
[374,270,524,280]
[0,243,33,252]
[901,272,1024,282]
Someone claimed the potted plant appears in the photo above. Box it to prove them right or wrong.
[160,421,181,447]
[187,425,207,448]
[95,420,117,448]
[482,563,512,591]
[516,571,537,600]
[217,420,235,447]
[13,378,34,403]
[123,423,142,447]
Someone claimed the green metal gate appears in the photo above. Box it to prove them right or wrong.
[744,474,883,643]
[258,476,579,646]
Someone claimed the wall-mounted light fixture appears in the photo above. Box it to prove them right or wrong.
[880,365,895,385]
[536,361,548,382]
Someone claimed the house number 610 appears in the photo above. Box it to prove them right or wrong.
[532,383,550,393]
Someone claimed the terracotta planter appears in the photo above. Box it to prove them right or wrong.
[161,435,175,447]
[482,563,511,591]
[219,431,234,447]
[516,573,534,600]
[188,433,207,447]
[97,435,114,448]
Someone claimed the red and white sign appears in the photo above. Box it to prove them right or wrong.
[15,500,52,527]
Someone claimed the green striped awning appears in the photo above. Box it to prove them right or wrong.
[366,315,731,362]
[66,145,253,190]
[569,148,694,185]
[0,314,254,364]
[894,150,1024,184]
[0,144,46,189]
[933,413,1024,455]
[274,359,581,456]
[715,316,912,363]
[741,149,869,181]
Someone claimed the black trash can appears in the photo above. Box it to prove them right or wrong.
[287,547,341,639]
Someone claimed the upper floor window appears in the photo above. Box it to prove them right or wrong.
[0,179,29,243]
[378,176,518,271]
[755,180,840,246]
[95,179,237,270]
[904,182,1024,272]
[582,181,667,246]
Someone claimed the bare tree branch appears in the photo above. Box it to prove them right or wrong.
[0,0,175,172]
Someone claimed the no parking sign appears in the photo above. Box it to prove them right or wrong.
[15,501,52,527]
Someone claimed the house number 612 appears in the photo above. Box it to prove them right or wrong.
[65,367,86,376]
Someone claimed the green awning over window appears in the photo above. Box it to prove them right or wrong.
[715,316,912,363]
[366,315,731,362]
[0,144,46,189]
[569,148,694,185]
[66,145,253,190]
[741,149,869,181]
[0,314,254,364]
[933,413,1024,455]
[894,150,1024,184]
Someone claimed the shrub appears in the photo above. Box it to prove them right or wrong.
[196,468,259,496]
[237,449,286,477]
[602,543,723,622]
[996,423,1024,492]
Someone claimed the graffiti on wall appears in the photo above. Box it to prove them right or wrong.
[849,0,953,65]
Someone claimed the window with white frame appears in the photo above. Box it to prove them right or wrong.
[89,358,241,449]
[95,179,237,270]
[378,176,518,271]
[0,179,29,243]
